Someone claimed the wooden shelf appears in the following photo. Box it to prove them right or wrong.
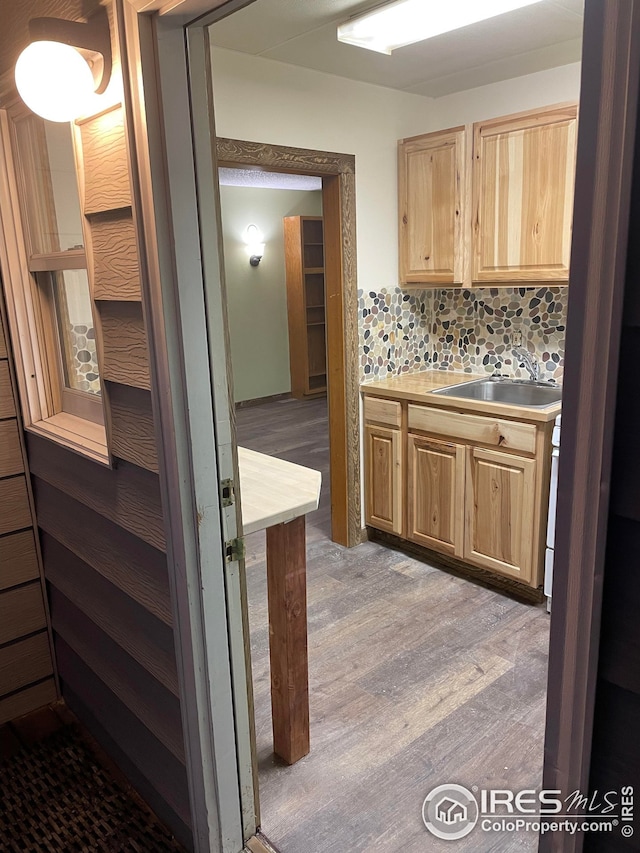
[284,216,327,400]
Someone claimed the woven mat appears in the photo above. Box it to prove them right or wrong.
[0,725,185,852]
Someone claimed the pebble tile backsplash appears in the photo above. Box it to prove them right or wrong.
[359,286,567,383]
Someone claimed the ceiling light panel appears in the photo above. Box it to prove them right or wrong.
[338,0,546,54]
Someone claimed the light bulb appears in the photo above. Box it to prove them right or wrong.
[15,41,96,122]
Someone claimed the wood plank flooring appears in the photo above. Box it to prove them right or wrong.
[236,396,550,853]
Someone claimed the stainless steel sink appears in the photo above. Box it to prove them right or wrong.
[433,377,562,408]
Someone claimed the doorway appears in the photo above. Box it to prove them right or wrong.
[216,139,360,549]
[127,1,640,851]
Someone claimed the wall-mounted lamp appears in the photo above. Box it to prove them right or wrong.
[245,224,265,267]
[15,10,112,122]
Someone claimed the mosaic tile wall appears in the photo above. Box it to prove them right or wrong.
[359,286,567,382]
[69,324,101,394]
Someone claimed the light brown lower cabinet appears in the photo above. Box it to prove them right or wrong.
[407,433,464,557]
[363,394,553,589]
[464,447,537,585]
[364,423,403,535]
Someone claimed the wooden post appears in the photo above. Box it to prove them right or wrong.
[265,515,309,764]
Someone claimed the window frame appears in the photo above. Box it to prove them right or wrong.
[0,106,108,465]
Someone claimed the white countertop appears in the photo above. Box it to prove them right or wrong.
[238,446,322,535]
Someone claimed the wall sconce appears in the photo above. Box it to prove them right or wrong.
[245,224,265,267]
[15,9,112,122]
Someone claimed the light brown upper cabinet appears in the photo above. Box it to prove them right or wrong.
[398,103,578,287]
[398,127,469,286]
[472,104,578,284]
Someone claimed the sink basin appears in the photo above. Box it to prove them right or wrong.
[433,377,562,408]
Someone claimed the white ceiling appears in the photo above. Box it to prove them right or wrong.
[218,167,322,190]
[209,0,584,98]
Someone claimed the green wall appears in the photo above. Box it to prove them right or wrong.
[219,185,322,403]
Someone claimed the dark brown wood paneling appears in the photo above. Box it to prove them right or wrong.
[0,476,31,534]
[27,433,165,551]
[0,419,23,477]
[0,313,6,359]
[0,582,46,645]
[0,361,15,418]
[79,106,132,215]
[609,330,640,523]
[0,678,57,727]
[33,480,172,624]
[43,533,178,695]
[0,633,52,697]
[585,681,640,852]
[57,641,191,827]
[99,301,151,390]
[108,383,159,472]
[62,685,192,852]
[50,589,184,762]
[91,208,142,301]
[597,517,640,696]
[0,530,40,591]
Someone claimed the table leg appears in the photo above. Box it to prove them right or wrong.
[265,515,309,764]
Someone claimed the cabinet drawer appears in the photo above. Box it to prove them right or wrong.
[363,396,402,428]
[408,404,536,455]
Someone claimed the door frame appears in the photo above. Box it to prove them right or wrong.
[216,138,360,548]
[541,3,640,851]
[118,0,639,851]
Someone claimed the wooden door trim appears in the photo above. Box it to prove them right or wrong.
[542,3,640,851]
[216,137,360,548]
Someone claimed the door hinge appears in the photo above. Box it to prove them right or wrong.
[221,478,235,507]
[225,537,245,563]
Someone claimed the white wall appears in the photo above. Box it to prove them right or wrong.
[432,62,581,127]
[210,47,435,293]
[219,185,322,403]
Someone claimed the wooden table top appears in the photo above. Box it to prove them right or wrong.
[238,446,322,535]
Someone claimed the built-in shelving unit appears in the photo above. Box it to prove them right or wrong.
[284,216,327,398]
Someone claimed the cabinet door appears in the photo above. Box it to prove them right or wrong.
[364,424,402,535]
[472,104,577,283]
[398,127,468,286]
[464,447,537,584]
[407,434,464,557]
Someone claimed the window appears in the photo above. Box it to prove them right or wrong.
[0,107,106,460]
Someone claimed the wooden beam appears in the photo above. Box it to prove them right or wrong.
[266,516,309,765]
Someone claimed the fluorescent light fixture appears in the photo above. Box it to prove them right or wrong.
[337,0,545,55]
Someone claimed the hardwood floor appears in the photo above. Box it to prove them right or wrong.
[236,396,550,853]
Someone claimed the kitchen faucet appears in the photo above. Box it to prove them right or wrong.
[512,345,540,381]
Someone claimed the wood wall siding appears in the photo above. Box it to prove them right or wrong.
[12,17,191,845]
[0,302,56,723]
[585,124,640,843]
